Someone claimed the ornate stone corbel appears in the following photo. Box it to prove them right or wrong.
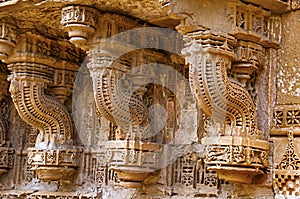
[62,10,163,187]
[0,62,13,176]
[88,44,161,188]
[2,33,83,182]
[273,129,300,197]
[182,30,269,183]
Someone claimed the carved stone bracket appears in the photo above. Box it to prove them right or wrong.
[273,129,300,197]
[88,45,159,187]
[66,12,164,187]
[182,30,269,183]
[0,33,83,181]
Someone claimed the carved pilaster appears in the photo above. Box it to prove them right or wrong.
[0,62,14,176]
[2,33,83,182]
[182,30,269,183]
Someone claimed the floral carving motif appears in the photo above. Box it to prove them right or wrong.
[272,105,300,132]
[287,110,300,125]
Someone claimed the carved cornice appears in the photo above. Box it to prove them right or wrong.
[182,30,269,183]
[227,2,281,49]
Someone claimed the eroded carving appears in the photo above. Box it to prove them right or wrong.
[0,62,14,176]
[0,21,17,60]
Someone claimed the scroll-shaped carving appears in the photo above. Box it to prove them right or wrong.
[8,63,73,149]
[4,33,82,182]
[273,129,300,197]
[88,46,161,187]
[182,30,269,183]
[88,49,149,139]
[82,14,163,187]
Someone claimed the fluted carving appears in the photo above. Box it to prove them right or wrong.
[9,65,73,149]
[183,30,269,183]
[88,51,149,140]
[2,33,83,181]
[183,31,260,137]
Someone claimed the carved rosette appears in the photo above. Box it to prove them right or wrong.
[0,21,16,60]
[61,5,98,48]
[4,34,82,181]
[182,30,269,183]
[273,129,300,197]
[272,105,300,136]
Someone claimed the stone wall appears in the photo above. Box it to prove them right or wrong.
[0,0,299,198]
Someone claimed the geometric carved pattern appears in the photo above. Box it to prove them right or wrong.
[272,105,300,136]
[273,129,300,197]
[172,153,220,196]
